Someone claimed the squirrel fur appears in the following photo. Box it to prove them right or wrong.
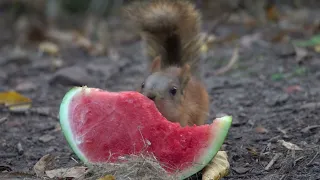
[125,0,209,127]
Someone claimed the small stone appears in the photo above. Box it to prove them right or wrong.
[87,63,118,79]
[231,117,246,127]
[274,44,295,57]
[309,88,320,96]
[50,66,96,86]
[232,167,251,174]
[15,81,37,92]
[2,47,31,65]
[32,60,51,71]
[0,71,7,80]
[32,107,51,116]
[39,135,56,143]
[315,72,320,80]
[265,93,289,106]
[255,126,269,134]
[45,147,56,153]
[51,58,63,69]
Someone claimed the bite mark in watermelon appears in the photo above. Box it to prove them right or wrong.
[59,86,232,179]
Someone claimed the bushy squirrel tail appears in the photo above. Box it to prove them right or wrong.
[125,0,202,74]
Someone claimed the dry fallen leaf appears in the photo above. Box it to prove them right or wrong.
[74,35,93,50]
[201,44,208,53]
[301,125,320,133]
[51,58,63,69]
[89,43,107,56]
[271,31,289,43]
[0,91,32,111]
[314,44,320,53]
[278,140,303,150]
[246,147,259,157]
[33,154,55,177]
[47,29,75,43]
[98,175,116,180]
[39,41,60,56]
[239,33,261,48]
[294,46,309,63]
[45,166,88,179]
[284,85,303,94]
[265,3,280,22]
[202,151,230,180]
[255,126,269,134]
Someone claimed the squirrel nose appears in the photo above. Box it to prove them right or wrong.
[147,93,156,101]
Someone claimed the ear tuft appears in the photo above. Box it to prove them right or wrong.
[150,55,162,72]
[179,64,191,91]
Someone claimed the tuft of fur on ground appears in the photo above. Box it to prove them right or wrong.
[81,154,177,180]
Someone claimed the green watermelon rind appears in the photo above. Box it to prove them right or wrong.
[59,86,232,179]
[59,86,89,164]
[177,115,232,179]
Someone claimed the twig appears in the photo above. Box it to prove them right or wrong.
[70,156,79,164]
[294,156,305,167]
[265,153,282,171]
[214,45,239,75]
[209,12,233,33]
[224,171,267,178]
[0,172,36,179]
[300,102,320,110]
[0,153,17,158]
[29,107,58,120]
[307,152,319,166]
[280,174,287,180]
[0,115,9,125]
[267,135,281,142]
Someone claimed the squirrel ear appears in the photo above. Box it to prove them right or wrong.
[150,56,162,72]
[179,64,191,90]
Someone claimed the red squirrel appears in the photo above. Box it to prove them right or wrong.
[125,0,210,127]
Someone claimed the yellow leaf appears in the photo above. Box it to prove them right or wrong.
[98,175,116,180]
[314,45,320,53]
[9,104,32,112]
[75,35,93,50]
[201,44,208,53]
[202,151,230,180]
[0,91,32,107]
[39,42,60,56]
[266,3,280,22]
[0,91,32,112]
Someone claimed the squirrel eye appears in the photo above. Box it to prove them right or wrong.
[170,87,177,96]
[141,82,145,89]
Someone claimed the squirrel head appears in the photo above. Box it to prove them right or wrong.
[139,56,191,121]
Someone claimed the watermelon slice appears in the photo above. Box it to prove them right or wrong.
[59,86,232,179]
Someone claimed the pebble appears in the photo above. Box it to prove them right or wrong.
[87,63,118,79]
[309,87,320,96]
[39,134,56,143]
[15,81,37,92]
[1,48,31,65]
[0,71,7,80]
[232,167,251,174]
[265,93,289,106]
[50,66,96,86]
[315,71,320,80]
[273,43,296,57]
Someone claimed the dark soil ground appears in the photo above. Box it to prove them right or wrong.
[0,4,320,180]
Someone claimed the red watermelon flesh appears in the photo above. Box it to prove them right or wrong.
[59,86,232,179]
